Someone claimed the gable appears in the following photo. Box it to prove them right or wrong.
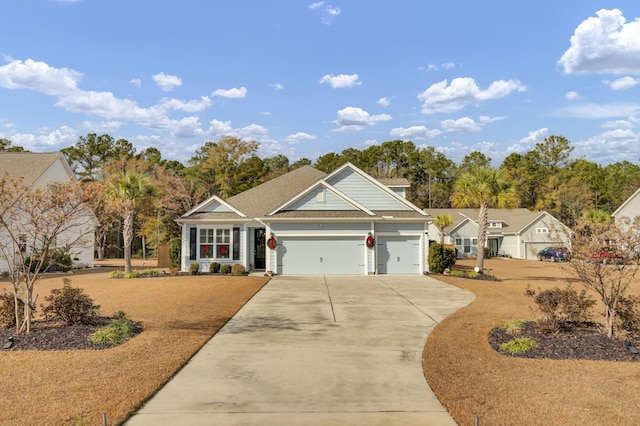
[286,186,358,211]
[326,168,411,211]
[613,188,640,220]
[200,200,235,213]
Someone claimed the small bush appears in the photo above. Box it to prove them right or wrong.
[501,319,527,335]
[429,242,456,274]
[123,271,139,279]
[42,278,100,325]
[615,294,640,336]
[526,285,595,332]
[188,262,200,275]
[90,318,135,346]
[108,271,124,278]
[500,337,538,354]
[210,262,221,273]
[169,237,182,269]
[0,291,22,328]
[231,263,246,275]
[220,264,232,274]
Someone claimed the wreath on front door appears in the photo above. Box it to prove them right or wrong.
[267,236,277,250]
[366,235,375,249]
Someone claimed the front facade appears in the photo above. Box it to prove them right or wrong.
[0,152,98,271]
[612,188,640,227]
[426,208,572,260]
[177,163,430,275]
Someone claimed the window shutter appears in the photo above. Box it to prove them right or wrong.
[189,228,197,260]
[233,227,240,260]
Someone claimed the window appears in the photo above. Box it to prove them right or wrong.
[464,238,471,253]
[455,238,462,246]
[489,221,503,228]
[317,189,326,203]
[18,234,27,252]
[536,228,549,234]
[199,228,231,259]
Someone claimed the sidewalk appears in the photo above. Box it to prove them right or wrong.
[125,275,474,425]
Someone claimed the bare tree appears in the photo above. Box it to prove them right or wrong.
[0,176,95,333]
[569,215,640,338]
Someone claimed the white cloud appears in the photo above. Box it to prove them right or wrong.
[332,106,391,132]
[158,96,211,112]
[152,72,182,92]
[270,83,284,91]
[377,97,391,107]
[419,62,456,72]
[389,126,441,140]
[206,119,269,141]
[575,128,640,163]
[479,115,506,124]
[212,86,247,98]
[285,132,317,143]
[441,117,482,133]
[0,58,81,95]
[558,9,640,75]
[309,2,341,25]
[418,77,526,114]
[130,78,141,88]
[602,115,639,129]
[10,126,78,151]
[607,76,638,90]
[319,73,361,88]
[560,102,640,118]
[565,91,580,100]
[80,120,123,132]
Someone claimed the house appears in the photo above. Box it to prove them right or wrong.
[612,188,640,226]
[425,208,572,260]
[176,163,430,275]
[0,152,97,270]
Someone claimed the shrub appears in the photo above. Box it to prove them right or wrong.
[526,285,595,332]
[210,262,221,273]
[500,337,538,354]
[220,264,232,274]
[42,278,100,325]
[169,237,182,269]
[231,263,246,275]
[615,294,640,337]
[0,291,22,328]
[124,271,139,279]
[90,317,135,346]
[429,242,456,274]
[500,319,527,335]
[108,271,124,278]
[188,262,200,275]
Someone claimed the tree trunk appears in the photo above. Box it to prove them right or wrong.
[476,202,489,273]
[123,208,134,273]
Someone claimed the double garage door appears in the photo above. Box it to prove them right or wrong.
[276,235,420,275]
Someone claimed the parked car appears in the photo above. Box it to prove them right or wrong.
[537,246,571,262]
[594,247,624,264]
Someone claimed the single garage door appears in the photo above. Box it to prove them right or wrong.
[377,235,420,274]
[277,236,365,275]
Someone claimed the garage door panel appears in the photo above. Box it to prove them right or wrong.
[378,236,420,274]
[278,237,365,275]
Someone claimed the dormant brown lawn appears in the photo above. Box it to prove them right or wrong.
[0,261,268,426]
[426,258,640,426]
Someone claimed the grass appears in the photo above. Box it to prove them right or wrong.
[499,337,538,354]
[0,260,268,425]
[425,258,640,426]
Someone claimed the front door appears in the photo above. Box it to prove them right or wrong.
[254,228,266,269]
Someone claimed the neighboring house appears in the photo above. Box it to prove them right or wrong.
[612,188,640,226]
[0,152,98,270]
[425,208,572,260]
[176,163,429,275]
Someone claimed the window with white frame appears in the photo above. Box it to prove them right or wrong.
[536,227,549,234]
[464,238,471,253]
[455,238,462,246]
[199,228,231,259]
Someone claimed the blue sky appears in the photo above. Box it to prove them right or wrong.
[1,1,640,166]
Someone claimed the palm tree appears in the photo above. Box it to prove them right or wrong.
[434,214,453,245]
[106,171,157,273]
[452,167,518,272]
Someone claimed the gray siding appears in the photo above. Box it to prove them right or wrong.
[328,169,411,211]
[287,187,358,211]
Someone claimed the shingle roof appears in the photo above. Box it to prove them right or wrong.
[376,177,410,187]
[0,152,63,187]
[225,165,327,217]
[426,208,546,233]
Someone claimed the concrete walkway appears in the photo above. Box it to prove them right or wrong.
[125,275,474,425]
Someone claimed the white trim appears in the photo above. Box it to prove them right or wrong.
[181,195,247,218]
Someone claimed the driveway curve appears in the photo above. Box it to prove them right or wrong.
[126,275,474,425]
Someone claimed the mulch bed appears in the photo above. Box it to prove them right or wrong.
[489,321,640,361]
[0,317,143,351]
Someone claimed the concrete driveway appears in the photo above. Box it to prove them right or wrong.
[126,275,474,425]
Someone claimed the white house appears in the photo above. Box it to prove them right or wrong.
[426,208,572,260]
[612,188,640,226]
[176,163,430,275]
[0,152,98,271]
